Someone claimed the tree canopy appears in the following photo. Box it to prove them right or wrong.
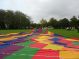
[0,9,31,29]
[0,9,79,31]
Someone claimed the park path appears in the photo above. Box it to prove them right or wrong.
[4,33,40,59]
[4,32,79,59]
[30,32,79,59]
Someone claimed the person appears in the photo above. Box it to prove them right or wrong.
[45,27,48,34]
[38,27,42,33]
[31,27,34,33]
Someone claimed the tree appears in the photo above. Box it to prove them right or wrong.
[48,18,58,29]
[5,10,14,29]
[40,19,48,28]
[0,9,6,29]
[58,18,70,29]
[0,9,31,29]
[31,23,41,28]
[14,11,31,29]
[76,19,79,32]
[70,16,78,28]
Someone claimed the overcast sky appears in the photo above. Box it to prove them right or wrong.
[0,0,79,23]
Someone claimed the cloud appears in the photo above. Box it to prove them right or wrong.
[0,0,79,23]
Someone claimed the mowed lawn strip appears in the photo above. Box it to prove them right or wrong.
[0,29,31,34]
[49,29,79,38]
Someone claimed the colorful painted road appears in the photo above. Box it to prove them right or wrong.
[0,31,79,59]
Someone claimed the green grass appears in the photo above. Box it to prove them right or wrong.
[0,29,31,34]
[0,29,79,38]
[49,29,79,38]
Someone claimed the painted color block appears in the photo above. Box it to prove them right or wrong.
[30,43,47,49]
[32,49,59,59]
[60,51,79,59]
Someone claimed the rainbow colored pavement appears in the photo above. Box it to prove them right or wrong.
[0,31,79,59]
[0,32,33,59]
[30,31,79,59]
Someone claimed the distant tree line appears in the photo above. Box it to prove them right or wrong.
[37,16,79,32]
[0,9,79,32]
[0,9,31,29]
[39,16,79,29]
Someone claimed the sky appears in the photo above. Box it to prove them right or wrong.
[0,0,79,23]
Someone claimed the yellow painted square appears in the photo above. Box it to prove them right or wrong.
[60,51,79,59]
[43,44,63,50]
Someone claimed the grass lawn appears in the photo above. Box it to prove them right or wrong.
[0,29,79,38]
[49,29,79,38]
[0,29,31,34]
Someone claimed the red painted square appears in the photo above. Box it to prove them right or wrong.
[32,49,59,59]
[73,46,79,49]
[71,38,79,40]
[31,38,38,42]
[30,43,47,49]
[59,39,72,44]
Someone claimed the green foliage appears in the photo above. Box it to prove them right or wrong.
[48,18,58,28]
[47,16,79,31]
[58,18,70,29]
[0,9,31,29]
[40,19,48,28]
[70,16,78,28]
[31,23,41,28]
